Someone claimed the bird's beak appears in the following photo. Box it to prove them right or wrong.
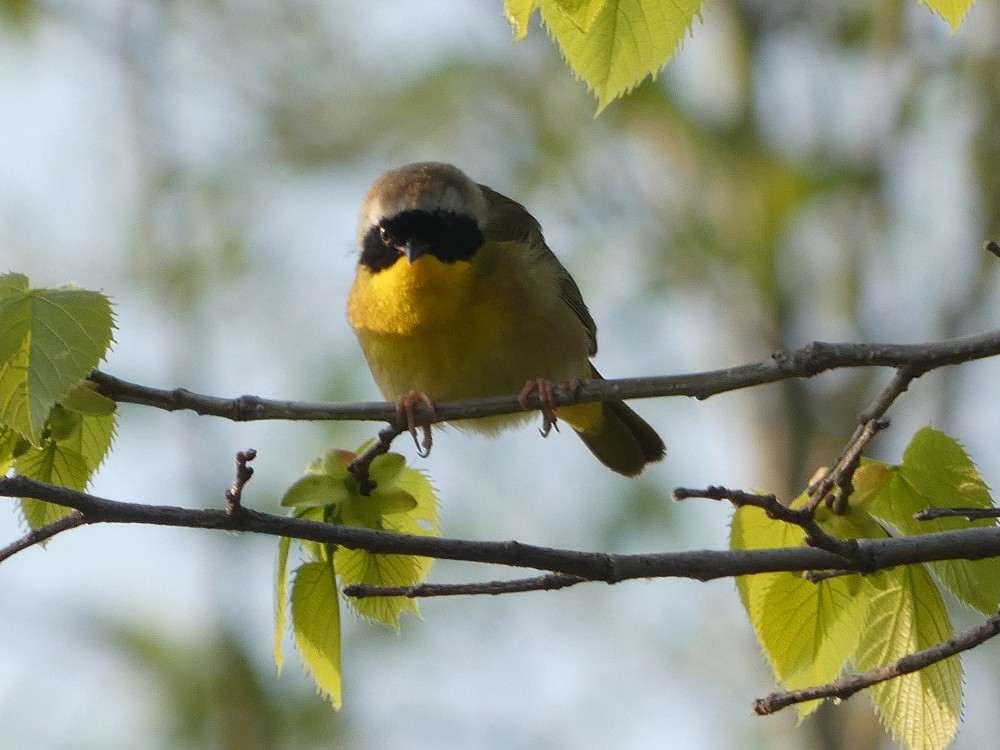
[405,241,426,264]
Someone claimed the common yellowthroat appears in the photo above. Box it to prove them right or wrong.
[347,162,665,476]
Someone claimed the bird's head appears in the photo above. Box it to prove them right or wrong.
[357,162,488,272]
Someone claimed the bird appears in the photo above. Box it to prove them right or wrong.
[346,162,665,477]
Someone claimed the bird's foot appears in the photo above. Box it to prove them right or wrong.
[396,391,436,457]
[518,378,560,438]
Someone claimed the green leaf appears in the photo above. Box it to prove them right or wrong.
[730,497,803,618]
[554,0,608,33]
[505,0,704,113]
[291,561,342,710]
[855,566,961,750]
[0,425,20,474]
[731,500,876,719]
[918,0,975,32]
[865,427,1000,616]
[60,379,116,416]
[15,441,89,528]
[13,409,115,529]
[278,445,441,711]
[372,487,418,515]
[0,273,28,297]
[377,454,440,536]
[760,570,867,719]
[0,275,115,444]
[281,473,349,509]
[46,403,81,441]
[292,504,334,565]
[505,0,539,40]
[334,546,423,626]
[321,449,355,480]
[335,453,438,627]
[274,535,291,674]
[72,410,116,472]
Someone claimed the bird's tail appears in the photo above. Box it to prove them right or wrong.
[562,366,665,477]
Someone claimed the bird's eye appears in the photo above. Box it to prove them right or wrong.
[378,226,391,246]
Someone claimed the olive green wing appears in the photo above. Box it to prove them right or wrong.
[479,184,598,356]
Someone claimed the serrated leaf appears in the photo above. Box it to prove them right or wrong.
[334,546,423,626]
[855,566,961,750]
[510,0,703,113]
[274,535,291,674]
[0,277,115,444]
[383,460,439,533]
[899,428,992,513]
[918,0,975,32]
[866,428,1000,616]
[730,498,803,616]
[281,446,440,656]
[762,571,868,719]
[291,561,342,710]
[732,500,877,719]
[335,458,438,627]
[15,441,89,528]
[505,0,539,40]
[13,409,115,530]
[73,411,116,472]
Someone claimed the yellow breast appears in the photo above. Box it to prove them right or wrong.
[347,243,601,433]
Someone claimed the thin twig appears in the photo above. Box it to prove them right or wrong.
[753,607,1000,715]
[674,486,860,560]
[344,573,586,599]
[807,418,891,515]
[805,362,914,515]
[0,511,88,563]
[348,423,406,495]
[984,240,1000,258]
[224,449,257,515]
[915,507,1000,521]
[802,569,858,583]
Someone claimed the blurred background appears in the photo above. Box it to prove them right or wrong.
[2,0,1000,748]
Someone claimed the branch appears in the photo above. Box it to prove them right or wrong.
[224,449,257,514]
[6,476,1000,584]
[673,486,859,560]
[915,507,1000,521]
[347,423,407,495]
[344,573,586,599]
[0,511,87,563]
[88,329,1000,426]
[806,362,917,515]
[753,607,1000,715]
[807,417,891,514]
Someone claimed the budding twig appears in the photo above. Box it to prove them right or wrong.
[753,607,1000,715]
[224,449,257,515]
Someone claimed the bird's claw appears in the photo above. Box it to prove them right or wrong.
[518,378,560,438]
[396,391,436,457]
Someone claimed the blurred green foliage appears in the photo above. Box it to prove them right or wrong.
[108,623,347,750]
